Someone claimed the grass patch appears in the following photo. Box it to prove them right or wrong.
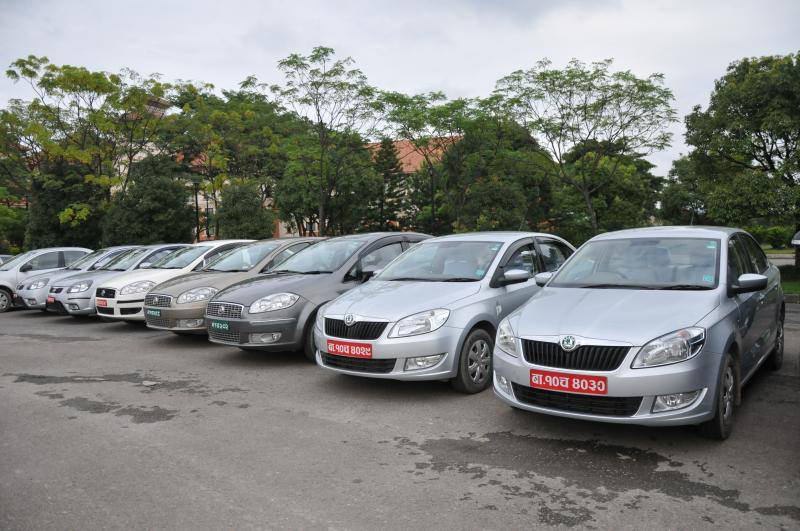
[764,247,793,255]
[779,265,800,294]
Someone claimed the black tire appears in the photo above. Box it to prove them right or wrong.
[451,328,493,394]
[699,353,737,440]
[766,317,784,371]
[302,315,318,363]
[0,288,12,313]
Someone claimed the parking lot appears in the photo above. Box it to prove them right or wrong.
[1,307,798,530]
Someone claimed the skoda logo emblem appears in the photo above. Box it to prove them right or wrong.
[560,335,578,352]
[344,314,355,326]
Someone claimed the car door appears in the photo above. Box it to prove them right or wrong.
[739,233,779,362]
[490,239,540,321]
[535,237,574,272]
[18,251,63,284]
[728,235,761,376]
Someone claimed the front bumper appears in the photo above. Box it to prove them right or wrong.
[95,294,145,321]
[314,324,463,380]
[144,300,207,334]
[51,287,95,315]
[492,345,720,427]
[18,286,49,310]
[204,302,307,350]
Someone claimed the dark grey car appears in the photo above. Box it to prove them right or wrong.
[205,232,430,358]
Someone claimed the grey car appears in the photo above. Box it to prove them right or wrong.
[49,243,189,316]
[205,232,430,357]
[315,232,575,393]
[0,247,92,312]
[493,226,784,440]
[16,247,135,311]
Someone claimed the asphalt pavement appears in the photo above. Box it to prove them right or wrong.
[1,307,798,530]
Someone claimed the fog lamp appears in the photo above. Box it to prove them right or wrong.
[404,354,444,371]
[250,332,281,344]
[178,318,204,328]
[69,304,79,311]
[652,390,702,412]
[26,299,37,305]
[495,373,513,395]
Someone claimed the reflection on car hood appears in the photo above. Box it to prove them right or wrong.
[515,287,721,346]
[151,271,255,296]
[20,268,88,287]
[213,273,334,306]
[99,268,191,289]
[324,280,481,320]
[51,269,123,287]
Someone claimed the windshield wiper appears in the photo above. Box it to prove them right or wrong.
[441,277,479,282]
[658,284,713,290]
[385,277,435,282]
[579,283,656,290]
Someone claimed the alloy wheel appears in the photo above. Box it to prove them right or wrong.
[721,365,735,423]
[0,291,9,312]
[467,339,491,384]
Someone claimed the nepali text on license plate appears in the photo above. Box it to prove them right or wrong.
[530,369,608,395]
[146,309,161,317]
[96,299,107,307]
[210,319,229,331]
[326,339,372,359]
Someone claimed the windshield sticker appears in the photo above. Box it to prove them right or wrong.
[490,244,501,251]
[703,274,714,283]
[706,241,717,249]
[475,268,485,276]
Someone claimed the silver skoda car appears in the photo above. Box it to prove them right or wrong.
[315,232,575,393]
[493,226,784,439]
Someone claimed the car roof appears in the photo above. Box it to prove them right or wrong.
[592,226,742,241]
[327,232,429,242]
[191,239,254,248]
[426,231,562,244]
[28,247,93,253]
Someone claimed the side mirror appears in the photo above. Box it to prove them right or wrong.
[361,267,381,282]
[730,273,767,295]
[534,272,553,287]
[500,268,530,286]
[19,263,33,273]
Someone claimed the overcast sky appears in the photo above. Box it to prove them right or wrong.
[1,0,798,174]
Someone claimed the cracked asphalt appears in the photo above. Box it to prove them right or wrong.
[1,306,798,530]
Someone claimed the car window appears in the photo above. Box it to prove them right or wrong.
[378,240,503,282]
[67,249,108,270]
[504,244,538,275]
[206,242,280,272]
[741,234,769,274]
[0,251,35,271]
[273,238,367,274]
[89,248,129,270]
[263,243,311,272]
[362,243,403,270]
[27,251,61,271]
[63,250,87,265]
[537,239,572,272]
[728,237,751,279]
[138,248,178,269]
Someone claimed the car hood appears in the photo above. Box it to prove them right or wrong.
[150,270,256,296]
[51,269,122,287]
[100,268,191,289]
[214,273,334,306]
[323,280,481,320]
[22,268,87,286]
[515,287,721,346]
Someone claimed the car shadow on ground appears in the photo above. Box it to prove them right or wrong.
[316,371,472,403]
[213,348,311,368]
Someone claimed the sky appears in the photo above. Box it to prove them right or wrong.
[1,0,798,175]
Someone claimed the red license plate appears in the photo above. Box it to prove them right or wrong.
[530,369,608,395]
[326,339,372,359]
[47,296,55,304]
[96,298,107,307]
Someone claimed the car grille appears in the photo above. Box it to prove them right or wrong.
[206,301,243,319]
[208,328,241,343]
[145,294,172,308]
[145,315,172,328]
[511,384,642,417]
[325,318,388,340]
[49,287,63,294]
[120,307,141,315]
[521,340,631,371]
[321,353,396,374]
[96,287,116,299]
[96,307,114,315]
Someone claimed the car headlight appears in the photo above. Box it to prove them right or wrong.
[67,280,92,293]
[120,280,156,296]
[177,287,218,304]
[496,317,518,357]
[631,327,705,368]
[248,292,300,314]
[389,309,450,338]
[28,278,50,290]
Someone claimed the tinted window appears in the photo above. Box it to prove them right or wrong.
[63,250,87,265]
[504,244,538,275]
[537,239,572,272]
[741,234,769,274]
[28,252,61,271]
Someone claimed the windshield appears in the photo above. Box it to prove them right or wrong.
[101,248,148,271]
[272,238,365,274]
[66,248,109,270]
[0,251,36,271]
[152,246,210,269]
[378,241,503,281]
[550,237,720,290]
[205,242,279,272]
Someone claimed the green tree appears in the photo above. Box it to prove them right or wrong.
[367,138,406,230]
[216,181,278,239]
[495,58,676,234]
[101,156,194,245]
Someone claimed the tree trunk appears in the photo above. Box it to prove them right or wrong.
[581,187,599,232]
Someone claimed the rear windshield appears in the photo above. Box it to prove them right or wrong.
[550,237,720,290]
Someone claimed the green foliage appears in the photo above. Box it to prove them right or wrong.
[366,138,406,230]
[764,226,794,249]
[101,156,194,245]
[216,181,277,239]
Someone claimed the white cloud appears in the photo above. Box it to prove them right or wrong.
[1,0,798,174]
